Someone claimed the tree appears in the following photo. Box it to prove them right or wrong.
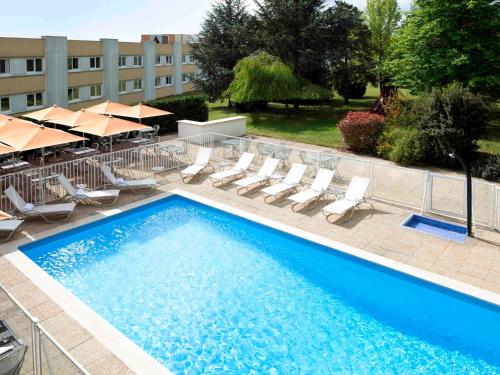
[387,0,500,99]
[225,52,302,110]
[323,1,375,104]
[191,0,256,102]
[365,0,401,93]
[255,0,330,87]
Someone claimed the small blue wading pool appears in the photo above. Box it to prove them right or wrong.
[21,195,500,374]
[402,214,468,243]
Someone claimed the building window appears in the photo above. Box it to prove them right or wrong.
[165,75,173,85]
[90,84,102,98]
[119,80,127,93]
[118,56,127,67]
[133,56,142,66]
[165,55,173,65]
[182,73,194,83]
[133,79,143,91]
[90,57,101,70]
[155,77,162,87]
[68,87,80,102]
[182,55,195,64]
[26,58,43,73]
[26,92,43,108]
[67,57,79,71]
[155,56,161,65]
[0,59,9,74]
[0,97,10,112]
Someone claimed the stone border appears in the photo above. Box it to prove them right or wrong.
[2,188,499,375]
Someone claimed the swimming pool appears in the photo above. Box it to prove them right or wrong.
[21,194,500,374]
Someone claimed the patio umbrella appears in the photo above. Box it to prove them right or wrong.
[22,104,74,122]
[0,210,13,221]
[49,108,108,128]
[0,125,85,164]
[0,143,15,156]
[85,100,131,116]
[0,118,40,138]
[113,102,173,123]
[71,115,151,152]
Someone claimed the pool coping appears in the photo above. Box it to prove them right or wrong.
[2,188,500,375]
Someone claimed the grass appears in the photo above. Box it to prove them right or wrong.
[207,86,500,155]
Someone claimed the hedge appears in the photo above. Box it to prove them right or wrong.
[144,94,209,134]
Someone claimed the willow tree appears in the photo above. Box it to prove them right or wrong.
[225,52,301,112]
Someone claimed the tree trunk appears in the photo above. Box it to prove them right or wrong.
[344,96,349,105]
[228,98,233,108]
[285,100,290,117]
[293,100,299,111]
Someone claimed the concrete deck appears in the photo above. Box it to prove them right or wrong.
[0,168,499,374]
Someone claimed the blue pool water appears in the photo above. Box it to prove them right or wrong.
[22,195,500,374]
[402,214,468,243]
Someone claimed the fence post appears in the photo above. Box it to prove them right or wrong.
[367,161,374,197]
[32,319,42,375]
[421,171,432,215]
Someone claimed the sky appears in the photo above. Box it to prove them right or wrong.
[1,0,412,42]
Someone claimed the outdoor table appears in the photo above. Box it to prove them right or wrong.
[127,137,151,145]
[65,147,100,157]
[0,160,31,173]
[221,138,241,159]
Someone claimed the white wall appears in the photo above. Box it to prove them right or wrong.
[178,116,246,139]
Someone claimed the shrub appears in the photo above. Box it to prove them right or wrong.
[470,153,500,182]
[338,111,385,154]
[415,83,489,166]
[145,95,209,134]
[388,128,425,166]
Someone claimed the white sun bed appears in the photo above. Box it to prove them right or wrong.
[0,214,23,242]
[322,176,371,222]
[233,157,279,195]
[209,152,255,187]
[261,163,307,203]
[288,168,335,211]
[5,186,76,223]
[100,165,157,193]
[58,174,120,206]
[180,147,213,183]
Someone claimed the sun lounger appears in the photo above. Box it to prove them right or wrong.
[209,152,255,187]
[0,213,23,242]
[322,176,371,222]
[180,147,213,183]
[261,163,307,203]
[5,186,76,223]
[58,174,120,206]
[234,157,279,195]
[100,165,157,193]
[288,168,335,211]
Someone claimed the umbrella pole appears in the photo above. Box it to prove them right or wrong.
[110,136,113,153]
[41,147,45,166]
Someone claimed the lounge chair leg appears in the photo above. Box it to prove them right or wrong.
[291,203,303,212]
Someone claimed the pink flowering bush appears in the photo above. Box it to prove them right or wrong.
[338,111,385,154]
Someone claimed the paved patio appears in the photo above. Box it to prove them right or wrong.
[0,157,499,373]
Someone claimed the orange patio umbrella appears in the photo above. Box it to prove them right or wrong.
[85,100,131,116]
[71,116,151,152]
[0,210,13,221]
[0,143,16,156]
[22,104,74,122]
[0,118,40,138]
[113,102,173,123]
[0,125,85,164]
[49,108,108,128]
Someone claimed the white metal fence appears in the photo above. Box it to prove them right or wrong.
[0,132,498,230]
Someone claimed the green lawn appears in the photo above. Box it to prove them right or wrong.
[207,86,500,154]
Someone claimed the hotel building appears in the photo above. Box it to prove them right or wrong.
[0,34,199,115]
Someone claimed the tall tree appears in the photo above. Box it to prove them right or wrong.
[323,1,375,104]
[365,0,401,92]
[191,0,256,102]
[387,0,500,99]
[255,0,329,87]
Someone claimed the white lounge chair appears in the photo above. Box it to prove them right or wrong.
[0,212,23,242]
[322,176,371,222]
[209,152,255,187]
[180,147,213,183]
[5,186,76,223]
[58,174,120,206]
[261,163,307,203]
[233,157,279,195]
[288,168,335,211]
[100,165,157,193]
